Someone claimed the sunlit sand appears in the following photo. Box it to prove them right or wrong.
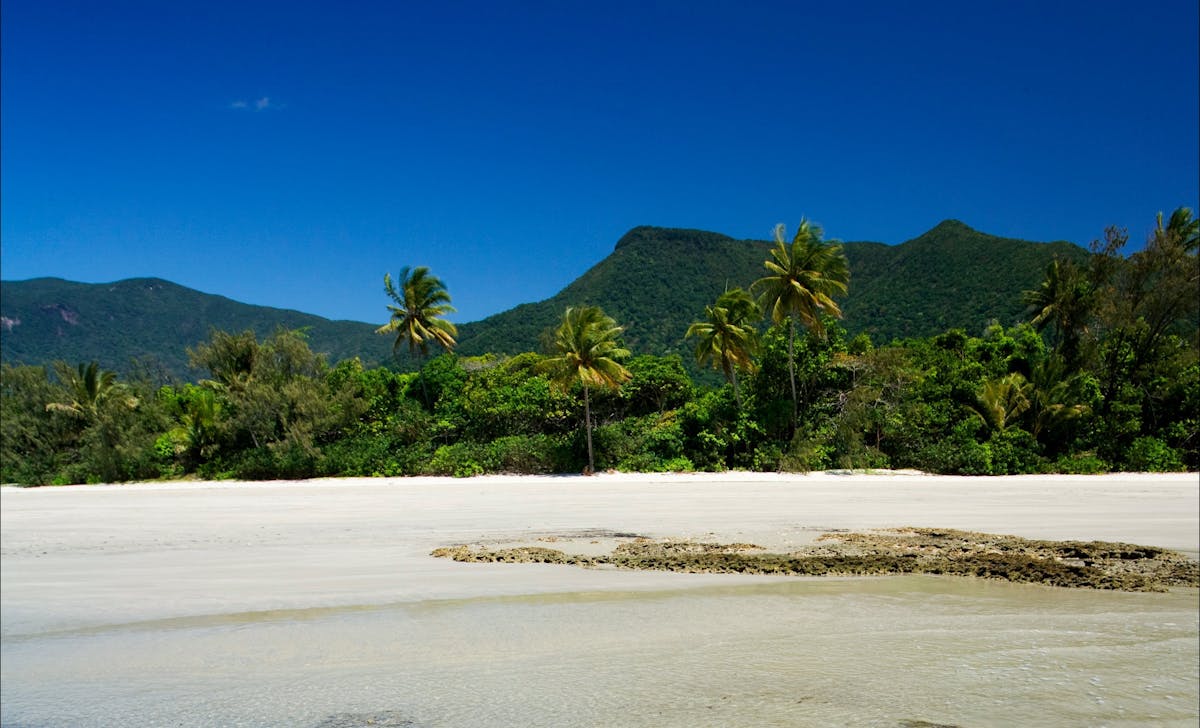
[3,471,1196,635]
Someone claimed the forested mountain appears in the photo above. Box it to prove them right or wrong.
[841,220,1090,341]
[454,221,1090,356]
[0,221,1088,380]
[0,277,393,379]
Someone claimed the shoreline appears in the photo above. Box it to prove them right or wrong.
[3,472,1197,636]
[4,467,1194,488]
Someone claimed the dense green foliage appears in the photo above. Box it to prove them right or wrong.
[841,220,1089,342]
[2,212,1193,485]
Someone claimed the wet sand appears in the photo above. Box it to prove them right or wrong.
[3,471,1196,637]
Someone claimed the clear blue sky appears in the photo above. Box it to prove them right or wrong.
[3,0,1197,325]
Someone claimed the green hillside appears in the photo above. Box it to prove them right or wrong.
[455,226,766,358]
[456,221,1090,357]
[0,277,392,379]
[842,220,1090,342]
[0,221,1090,381]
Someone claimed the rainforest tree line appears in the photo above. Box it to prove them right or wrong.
[2,210,1196,484]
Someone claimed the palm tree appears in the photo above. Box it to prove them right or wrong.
[686,288,759,407]
[543,306,632,473]
[181,388,223,462]
[376,266,458,374]
[1156,206,1199,253]
[969,372,1032,434]
[751,219,850,423]
[1023,257,1091,368]
[1024,357,1089,446]
[46,361,131,422]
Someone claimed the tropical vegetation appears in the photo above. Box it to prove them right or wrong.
[1,210,1195,485]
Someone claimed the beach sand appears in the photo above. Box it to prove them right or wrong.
[3,471,1196,636]
[3,472,1198,727]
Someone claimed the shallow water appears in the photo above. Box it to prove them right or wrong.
[3,575,1197,728]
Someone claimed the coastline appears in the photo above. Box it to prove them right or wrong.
[4,471,1197,637]
[3,471,1198,727]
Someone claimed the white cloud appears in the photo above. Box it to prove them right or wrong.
[229,97,280,112]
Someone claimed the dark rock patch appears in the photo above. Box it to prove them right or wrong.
[433,528,1199,592]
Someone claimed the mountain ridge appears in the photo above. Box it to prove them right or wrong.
[1,220,1090,380]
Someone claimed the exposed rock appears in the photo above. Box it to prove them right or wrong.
[432,528,1199,592]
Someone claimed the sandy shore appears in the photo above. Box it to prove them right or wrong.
[2,471,1197,637]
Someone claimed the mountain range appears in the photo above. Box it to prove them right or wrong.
[0,220,1089,381]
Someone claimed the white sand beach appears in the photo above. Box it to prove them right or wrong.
[3,471,1196,633]
[3,472,1198,727]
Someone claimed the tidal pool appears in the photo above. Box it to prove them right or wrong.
[4,575,1197,728]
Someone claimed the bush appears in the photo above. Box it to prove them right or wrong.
[679,388,759,471]
[318,434,430,477]
[1052,451,1109,474]
[593,413,689,472]
[779,427,834,473]
[986,428,1045,475]
[1123,437,1185,472]
[751,442,783,472]
[427,442,493,477]
[916,421,993,475]
[486,434,569,474]
[834,445,891,470]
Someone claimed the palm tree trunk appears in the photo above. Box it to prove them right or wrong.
[416,351,430,408]
[787,318,798,424]
[731,366,741,409]
[584,383,595,474]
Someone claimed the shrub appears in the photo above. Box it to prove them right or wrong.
[427,442,493,477]
[486,434,568,474]
[318,434,430,477]
[594,413,689,472]
[1052,451,1109,474]
[1123,437,1184,472]
[986,428,1045,475]
[916,421,993,475]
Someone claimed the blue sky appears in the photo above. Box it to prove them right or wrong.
[2,0,1197,325]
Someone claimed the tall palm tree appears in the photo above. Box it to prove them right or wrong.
[686,288,759,407]
[751,219,850,423]
[543,306,632,474]
[376,266,458,361]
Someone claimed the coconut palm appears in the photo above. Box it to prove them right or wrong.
[1023,257,1092,368]
[1024,357,1089,446]
[686,288,759,407]
[376,266,458,360]
[1156,206,1199,254]
[45,361,132,422]
[969,372,1033,435]
[543,306,632,473]
[751,219,850,423]
[181,388,223,461]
